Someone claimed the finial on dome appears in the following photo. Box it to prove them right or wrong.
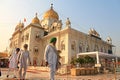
[19,20,21,24]
[43,4,59,20]
[66,17,71,27]
[106,36,112,44]
[35,13,38,17]
[51,3,53,9]
[31,12,40,24]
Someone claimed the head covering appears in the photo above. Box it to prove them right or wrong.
[50,37,57,43]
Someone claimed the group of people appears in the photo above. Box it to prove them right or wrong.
[7,44,31,80]
[7,37,60,80]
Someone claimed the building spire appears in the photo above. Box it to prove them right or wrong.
[19,20,21,24]
[35,12,38,17]
[51,3,53,9]
[66,17,71,27]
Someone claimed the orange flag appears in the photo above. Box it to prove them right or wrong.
[24,18,26,22]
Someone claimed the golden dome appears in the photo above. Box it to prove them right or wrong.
[32,13,40,24]
[43,4,59,20]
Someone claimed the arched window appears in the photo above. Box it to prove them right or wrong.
[35,32,41,41]
[71,41,76,51]
[36,34,40,38]
[94,45,99,51]
[79,42,83,53]
[86,45,89,52]
[21,36,24,42]
[34,46,39,53]
[25,33,29,40]
[33,57,37,66]
[101,47,103,52]
[61,40,65,50]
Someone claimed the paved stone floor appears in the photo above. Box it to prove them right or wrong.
[0,67,120,80]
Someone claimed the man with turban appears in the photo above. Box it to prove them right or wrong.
[44,37,59,80]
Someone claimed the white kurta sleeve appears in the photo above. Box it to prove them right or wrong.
[44,45,49,62]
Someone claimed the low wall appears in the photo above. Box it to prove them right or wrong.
[28,65,71,74]
[71,68,98,76]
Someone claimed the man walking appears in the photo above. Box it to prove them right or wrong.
[7,48,20,78]
[44,37,59,80]
[18,44,31,80]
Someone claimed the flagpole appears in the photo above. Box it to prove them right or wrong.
[24,18,26,27]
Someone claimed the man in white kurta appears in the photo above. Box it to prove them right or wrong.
[18,44,31,80]
[7,48,20,78]
[44,37,58,80]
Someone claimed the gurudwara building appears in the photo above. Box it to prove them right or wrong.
[9,4,113,66]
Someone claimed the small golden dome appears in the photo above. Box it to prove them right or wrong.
[43,4,59,20]
[15,21,24,31]
[32,13,40,24]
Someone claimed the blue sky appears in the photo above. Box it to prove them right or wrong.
[0,0,120,55]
